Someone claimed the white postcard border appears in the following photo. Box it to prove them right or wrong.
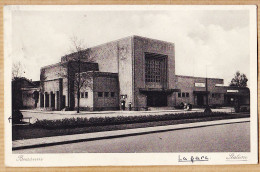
[4,5,258,166]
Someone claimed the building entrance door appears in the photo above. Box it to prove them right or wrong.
[51,92,55,108]
[224,95,237,106]
[197,94,204,106]
[147,92,167,107]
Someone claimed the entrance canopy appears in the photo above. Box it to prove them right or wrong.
[139,88,180,94]
[225,92,249,96]
[193,91,210,95]
[139,88,180,107]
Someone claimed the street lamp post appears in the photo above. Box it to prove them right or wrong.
[204,65,212,115]
[206,76,208,105]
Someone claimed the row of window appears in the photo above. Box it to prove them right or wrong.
[98,92,115,98]
[80,92,116,98]
[212,93,221,98]
[178,92,222,98]
[80,92,88,98]
[178,92,189,98]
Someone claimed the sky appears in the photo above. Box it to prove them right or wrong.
[11,7,251,86]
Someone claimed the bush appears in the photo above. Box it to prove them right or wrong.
[175,102,185,109]
[12,109,23,124]
[33,112,234,129]
[240,106,250,112]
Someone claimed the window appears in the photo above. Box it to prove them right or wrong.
[85,92,88,98]
[111,92,115,97]
[98,92,103,97]
[178,92,189,98]
[105,92,109,97]
[145,54,166,83]
[145,59,161,83]
[212,93,221,99]
[81,92,84,98]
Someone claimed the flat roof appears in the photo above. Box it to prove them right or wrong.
[61,35,175,60]
[41,62,61,70]
[78,71,118,78]
[176,75,223,81]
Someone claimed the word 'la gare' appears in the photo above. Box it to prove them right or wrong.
[178,155,209,163]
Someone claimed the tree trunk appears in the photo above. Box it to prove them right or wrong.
[77,58,81,113]
[77,89,80,113]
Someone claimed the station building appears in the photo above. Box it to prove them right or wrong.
[26,35,249,111]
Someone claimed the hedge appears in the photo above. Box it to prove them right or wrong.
[32,112,247,129]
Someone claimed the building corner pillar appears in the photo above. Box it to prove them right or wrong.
[55,92,58,110]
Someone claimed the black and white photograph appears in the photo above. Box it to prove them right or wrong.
[4,5,258,166]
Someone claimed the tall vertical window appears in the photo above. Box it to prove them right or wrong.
[111,92,115,97]
[145,53,166,83]
[81,92,84,98]
[98,92,103,97]
[145,59,162,83]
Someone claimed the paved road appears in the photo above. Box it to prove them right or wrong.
[13,121,249,153]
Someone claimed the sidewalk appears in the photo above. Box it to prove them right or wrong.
[12,117,249,150]
[20,108,201,115]
[20,107,234,115]
[20,108,234,124]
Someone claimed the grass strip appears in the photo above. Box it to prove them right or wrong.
[12,113,249,140]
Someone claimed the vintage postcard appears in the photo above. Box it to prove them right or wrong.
[4,5,258,166]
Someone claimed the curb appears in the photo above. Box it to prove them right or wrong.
[12,118,250,151]
[20,109,205,115]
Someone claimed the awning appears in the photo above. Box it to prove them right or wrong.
[225,92,249,96]
[139,88,180,93]
[21,87,39,91]
[193,91,210,94]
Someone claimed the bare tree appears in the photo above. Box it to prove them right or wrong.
[12,62,25,80]
[67,36,94,113]
[40,68,47,94]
